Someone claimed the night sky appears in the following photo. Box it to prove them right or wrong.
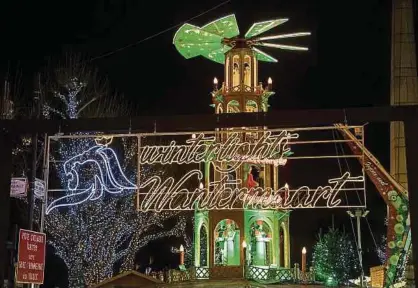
[2,0,393,282]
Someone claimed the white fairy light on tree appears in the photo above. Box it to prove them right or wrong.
[39,54,185,287]
[47,199,186,286]
[376,217,388,265]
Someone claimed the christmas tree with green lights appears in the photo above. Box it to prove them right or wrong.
[312,228,358,286]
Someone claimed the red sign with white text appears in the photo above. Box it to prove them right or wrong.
[16,229,46,284]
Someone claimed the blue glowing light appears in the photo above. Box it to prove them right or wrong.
[46,144,137,214]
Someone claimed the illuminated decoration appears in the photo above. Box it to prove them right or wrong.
[45,135,185,287]
[46,138,137,214]
[139,131,298,172]
[244,157,287,167]
[46,200,187,286]
[46,135,184,287]
[252,47,278,63]
[171,233,194,268]
[40,68,187,287]
[258,32,312,41]
[312,228,358,285]
[244,19,289,38]
[137,128,365,212]
[139,169,364,212]
[258,42,309,51]
[173,14,310,64]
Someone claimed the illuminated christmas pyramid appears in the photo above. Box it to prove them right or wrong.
[173,14,309,279]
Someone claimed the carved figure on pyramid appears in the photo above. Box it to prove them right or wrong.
[247,166,259,189]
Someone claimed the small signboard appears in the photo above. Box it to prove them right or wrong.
[16,229,46,284]
[10,178,27,198]
[34,178,45,199]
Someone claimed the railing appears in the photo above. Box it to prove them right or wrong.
[195,267,210,279]
[161,265,315,284]
[246,265,293,283]
[222,84,264,94]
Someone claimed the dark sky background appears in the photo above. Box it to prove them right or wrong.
[1,0,394,285]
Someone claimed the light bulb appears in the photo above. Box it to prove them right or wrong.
[199,182,204,189]
[242,240,247,248]
[213,77,218,85]
[268,77,273,84]
[302,247,307,254]
[284,183,289,189]
[179,244,184,252]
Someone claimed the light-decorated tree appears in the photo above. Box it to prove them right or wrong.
[37,54,184,287]
[376,217,388,265]
[376,234,387,265]
[312,228,358,286]
[47,199,186,286]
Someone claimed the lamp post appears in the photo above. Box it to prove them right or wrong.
[302,247,307,273]
[179,245,184,265]
[347,209,369,288]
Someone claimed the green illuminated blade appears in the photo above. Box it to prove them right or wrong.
[253,47,278,63]
[245,19,288,38]
[201,14,240,39]
[258,42,309,51]
[201,45,232,64]
[173,23,223,59]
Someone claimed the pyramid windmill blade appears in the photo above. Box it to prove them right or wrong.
[257,42,309,51]
[245,19,288,39]
[257,32,311,41]
[173,23,223,59]
[253,47,278,63]
[201,14,240,39]
[201,45,232,64]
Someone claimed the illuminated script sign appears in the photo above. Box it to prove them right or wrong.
[137,131,365,211]
[48,129,366,213]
